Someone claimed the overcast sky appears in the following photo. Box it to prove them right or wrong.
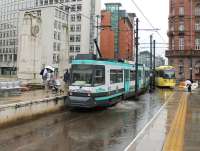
[101,0,169,58]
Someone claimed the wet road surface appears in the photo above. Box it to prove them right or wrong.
[0,89,178,151]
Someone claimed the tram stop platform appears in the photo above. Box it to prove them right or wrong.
[162,88,200,151]
[126,87,200,151]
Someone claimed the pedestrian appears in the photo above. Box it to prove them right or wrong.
[41,68,53,92]
[63,69,70,92]
[63,69,70,85]
[185,79,192,92]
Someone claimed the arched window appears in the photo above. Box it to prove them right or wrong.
[195,61,200,75]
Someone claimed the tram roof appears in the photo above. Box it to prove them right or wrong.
[71,59,139,69]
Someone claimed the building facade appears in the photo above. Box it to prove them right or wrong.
[166,0,200,81]
[0,0,100,79]
[139,51,165,68]
[100,3,135,61]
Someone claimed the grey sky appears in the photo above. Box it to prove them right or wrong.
[101,0,169,58]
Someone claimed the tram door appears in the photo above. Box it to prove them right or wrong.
[124,70,130,92]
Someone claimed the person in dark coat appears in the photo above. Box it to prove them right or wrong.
[63,69,70,85]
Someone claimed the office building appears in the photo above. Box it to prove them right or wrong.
[0,0,100,80]
[100,3,135,60]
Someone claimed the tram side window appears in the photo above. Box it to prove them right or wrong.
[110,70,123,84]
[130,70,135,81]
[145,71,149,77]
[94,68,105,86]
[138,70,142,80]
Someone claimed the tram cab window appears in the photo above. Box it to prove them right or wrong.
[110,70,123,84]
[94,67,105,86]
[71,65,93,86]
[163,70,175,79]
[157,70,175,79]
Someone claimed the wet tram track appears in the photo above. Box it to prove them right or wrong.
[0,89,178,151]
[0,108,114,151]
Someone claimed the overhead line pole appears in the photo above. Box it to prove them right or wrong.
[153,40,156,90]
[149,34,153,93]
[96,15,100,56]
[135,18,139,97]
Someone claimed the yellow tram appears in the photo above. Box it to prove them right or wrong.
[155,66,176,88]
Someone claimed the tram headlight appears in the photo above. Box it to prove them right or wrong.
[87,93,91,97]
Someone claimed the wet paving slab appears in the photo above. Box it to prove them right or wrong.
[0,89,182,151]
[184,89,200,151]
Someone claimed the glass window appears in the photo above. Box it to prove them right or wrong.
[179,21,184,31]
[71,65,93,86]
[195,38,200,50]
[40,0,43,6]
[163,70,175,79]
[70,25,75,32]
[0,54,3,62]
[44,0,48,5]
[179,6,184,15]
[75,45,80,52]
[76,24,81,32]
[57,43,60,51]
[77,4,82,11]
[195,20,200,31]
[179,37,184,50]
[110,69,123,84]
[49,0,53,4]
[71,14,75,22]
[195,5,200,16]
[54,31,57,39]
[58,32,61,40]
[77,14,81,22]
[70,35,75,42]
[70,45,74,52]
[71,5,76,12]
[94,67,105,86]
[76,35,80,42]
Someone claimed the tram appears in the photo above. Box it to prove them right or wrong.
[67,54,149,108]
[155,66,176,88]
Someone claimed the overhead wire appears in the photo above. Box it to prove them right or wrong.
[130,0,167,43]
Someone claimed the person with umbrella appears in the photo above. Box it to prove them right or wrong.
[185,79,192,92]
[41,66,54,92]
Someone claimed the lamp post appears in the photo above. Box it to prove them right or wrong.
[190,51,193,82]
[153,40,156,89]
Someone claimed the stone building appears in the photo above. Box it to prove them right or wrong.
[166,0,200,81]
[18,6,69,83]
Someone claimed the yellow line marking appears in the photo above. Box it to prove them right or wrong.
[162,93,188,151]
